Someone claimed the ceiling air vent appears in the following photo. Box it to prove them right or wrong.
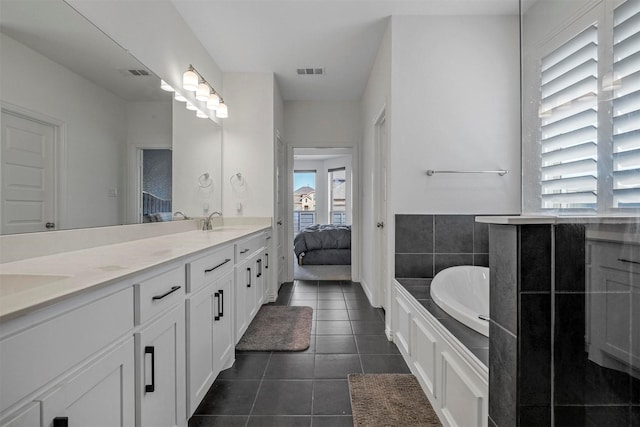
[119,69,150,77]
[297,67,325,76]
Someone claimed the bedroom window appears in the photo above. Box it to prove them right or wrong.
[293,170,316,233]
[329,167,346,225]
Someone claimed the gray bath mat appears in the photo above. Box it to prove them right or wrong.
[236,305,313,351]
[348,373,442,427]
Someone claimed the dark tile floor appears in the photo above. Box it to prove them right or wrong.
[189,280,409,427]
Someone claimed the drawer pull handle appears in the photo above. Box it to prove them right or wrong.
[265,253,269,269]
[240,248,250,254]
[257,259,262,278]
[266,236,272,240]
[214,292,221,321]
[152,285,181,300]
[618,258,640,265]
[205,258,232,273]
[219,289,224,317]
[53,417,69,427]
[145,346,155,392]
[247,267,252,287]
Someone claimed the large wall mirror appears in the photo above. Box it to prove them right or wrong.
[0,0,222,235]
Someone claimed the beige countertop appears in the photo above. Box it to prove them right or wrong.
[0,224,269,321]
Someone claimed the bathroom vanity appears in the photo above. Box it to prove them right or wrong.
[0,223,273,427]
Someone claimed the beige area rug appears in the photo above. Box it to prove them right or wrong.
[236,306,313,351]
[348,374,442,427]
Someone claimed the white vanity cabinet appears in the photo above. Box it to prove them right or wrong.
[133,265,186,427]
[586,238,640,377]
[0,284,135,427]
[185,246,235,416]
[234,233,268,343]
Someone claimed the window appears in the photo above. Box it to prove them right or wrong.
[540,25,598,209]
[329,167,346,224]
[612,0,640,208]
[293,170,316,233]
[536,0,640,211]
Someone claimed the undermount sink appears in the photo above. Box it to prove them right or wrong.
[0,274,72,296]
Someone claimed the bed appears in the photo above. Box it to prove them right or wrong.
[294,224,351,265]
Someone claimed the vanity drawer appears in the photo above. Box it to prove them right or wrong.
[187,245,234,293]
[0,286,133,414]
[589,240,640,274]
[235,233,265,263]
[134,265,185,325]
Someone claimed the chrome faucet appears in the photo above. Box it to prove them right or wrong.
[202,211,222,230]
[174,211,190,220]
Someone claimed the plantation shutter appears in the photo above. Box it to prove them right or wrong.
[540,25,598,209]
[612,0,640,208]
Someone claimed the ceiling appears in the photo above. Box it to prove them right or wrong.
[172,0,519,101]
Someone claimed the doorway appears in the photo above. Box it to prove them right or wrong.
[1,108,60,234]
[139,148,172,222]
[291,148,353,281]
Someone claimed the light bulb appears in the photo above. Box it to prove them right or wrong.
[183,68,198,92]
[186,102,197,111]
[207,92,220,110]
[196,83,210,102]
[216,102,228,118]
[174,92,187,102]
[160,80,174,92]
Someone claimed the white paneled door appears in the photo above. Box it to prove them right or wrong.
[1,110,57,234]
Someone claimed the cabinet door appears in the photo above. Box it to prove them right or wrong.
[40,338,135,427]
[136,304,186,427]
[213,270,235,371]
[186,284,216,416]
[234,262,249,342]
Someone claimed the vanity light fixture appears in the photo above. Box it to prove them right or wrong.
[177,64,228,118]
[160,79,174,92]
[174,92,187,102]
[216,100,228,118]
[183,66,199,91]
[196,109,208,118]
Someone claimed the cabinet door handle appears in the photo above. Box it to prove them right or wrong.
[247,267,252,287]
[257,259,262,278]
[145,346,155,392]
[240,248,250,254]
[219,289,224,317]
[214,292,220,321]
[618,258,640,265]
[53,417,69,427]
[265,253,269,269]
[205,258,231,273]
[152,285,181,300]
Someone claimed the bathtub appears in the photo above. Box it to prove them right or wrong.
[430,266,489,337]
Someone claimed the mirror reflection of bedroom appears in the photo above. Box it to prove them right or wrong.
[292,148,352,281]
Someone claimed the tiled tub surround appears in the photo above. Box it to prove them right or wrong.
[395,214,491,279]
[397,278,489,366]
[484,219,640,427]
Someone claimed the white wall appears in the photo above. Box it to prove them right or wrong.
[172,101,223,218]
[284,101,362,146]
[389,15,521,215]
[222,73,275,217]
[1,33,126,229]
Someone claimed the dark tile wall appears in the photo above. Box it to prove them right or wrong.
[395,214,490,278]
[488,222,640,427]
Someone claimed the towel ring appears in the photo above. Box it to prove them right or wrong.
[230,172,245,186]
[198,173,213,188]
